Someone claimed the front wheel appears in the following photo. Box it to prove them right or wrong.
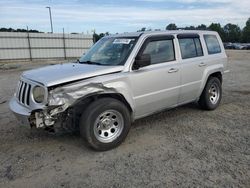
[198,77,222,110]
[79,98,131,151]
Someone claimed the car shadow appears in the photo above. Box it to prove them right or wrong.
[18,102,202,152]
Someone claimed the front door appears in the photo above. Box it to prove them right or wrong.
[129,35,181,118]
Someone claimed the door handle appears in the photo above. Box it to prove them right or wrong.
[199,62,207,67]
[168,68,179,73]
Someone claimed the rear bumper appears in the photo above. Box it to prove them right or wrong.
[9,97,31,126]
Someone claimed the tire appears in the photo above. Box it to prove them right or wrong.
[79,98,131,151]
[198,77,222,110]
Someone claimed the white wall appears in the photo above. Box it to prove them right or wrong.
[0,32,93,61]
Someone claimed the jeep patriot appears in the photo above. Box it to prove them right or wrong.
[9,30,228,150]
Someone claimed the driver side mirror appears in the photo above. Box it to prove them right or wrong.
[133,54,151,70]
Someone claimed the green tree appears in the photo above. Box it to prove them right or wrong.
[0,27,40,33]
[184,26,195,30]
[242,18,250,43]
[208,23,225,41]
[166,23,177,30]
[137,27,146,32]
[196,24,207,30]
[93,32,105,43]
[223,23,241,42]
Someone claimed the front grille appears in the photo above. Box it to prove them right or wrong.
[16,80,32,106]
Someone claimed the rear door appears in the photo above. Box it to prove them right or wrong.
[177,34,206,104]
[129,35,181,118]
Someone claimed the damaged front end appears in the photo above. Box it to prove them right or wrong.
[29,82,118,132]
[28,107,73,132]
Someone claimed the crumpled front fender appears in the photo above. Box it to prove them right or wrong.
[48,82,134,117]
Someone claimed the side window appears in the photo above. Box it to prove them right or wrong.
[179,38,203,59]
[142,39,175,64]
[204,35,221,54]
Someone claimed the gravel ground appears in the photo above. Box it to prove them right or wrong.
[0,50,250,188]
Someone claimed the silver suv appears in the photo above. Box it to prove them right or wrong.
[10,30,228,151]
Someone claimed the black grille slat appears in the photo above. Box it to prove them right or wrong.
[22,83,27,103]
[18,81,24,101]
[26,84,31,105]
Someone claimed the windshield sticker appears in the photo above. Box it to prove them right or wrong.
[113,39,132,44]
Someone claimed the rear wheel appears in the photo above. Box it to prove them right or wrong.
[79,98,131,151]
[198,77,222,110]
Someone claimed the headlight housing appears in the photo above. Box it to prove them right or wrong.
[33,86,45,103]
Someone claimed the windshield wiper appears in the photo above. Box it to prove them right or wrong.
[78,60,103,65]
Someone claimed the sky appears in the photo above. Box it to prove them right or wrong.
[0,0,249,34]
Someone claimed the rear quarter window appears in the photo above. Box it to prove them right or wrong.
[204,35,221,54]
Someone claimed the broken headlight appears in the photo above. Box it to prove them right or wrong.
[33,86,45,103]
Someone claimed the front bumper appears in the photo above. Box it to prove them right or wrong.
[9,97,31,126]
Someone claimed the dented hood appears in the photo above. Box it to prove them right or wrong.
[22,63,124,87]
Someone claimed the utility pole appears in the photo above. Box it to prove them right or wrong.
[26,26,32,61]
[46,6,53,33]
[62,28,66,59]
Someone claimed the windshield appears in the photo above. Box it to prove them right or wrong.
[79,37,138,66]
